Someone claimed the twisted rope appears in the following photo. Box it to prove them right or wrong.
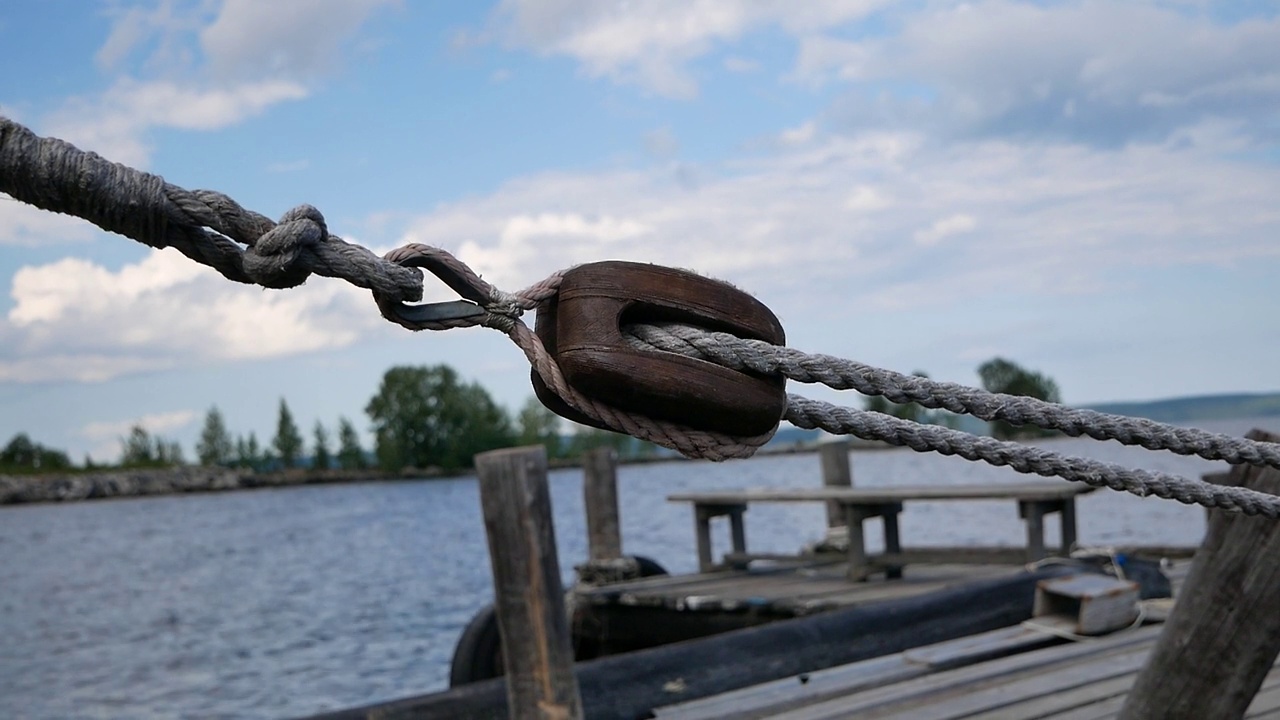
[785,396,1280,517]
[624,322,1280,470]
[0,116,422,301]
[2,115,1277,511]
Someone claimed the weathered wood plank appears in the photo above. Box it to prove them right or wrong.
[1120,429,1280,720]
[475,446,583,720]
[653,607,1070,719]
[763,625,1161,720]
[885,648,1148,720]
[926,661,1136,717]
[582,447,622,561]
[669,483,1094,504]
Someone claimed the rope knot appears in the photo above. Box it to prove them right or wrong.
[243,204,327,288]
[482,290,523,332]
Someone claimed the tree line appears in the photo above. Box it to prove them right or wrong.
[2,357,1062,475]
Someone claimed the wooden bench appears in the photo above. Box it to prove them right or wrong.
[667,483,1095,580]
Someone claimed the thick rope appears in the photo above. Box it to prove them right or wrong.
[0,116,423,301]
[2,115,1276,511]
[624,322,1280,471]
[785,395,1280,517]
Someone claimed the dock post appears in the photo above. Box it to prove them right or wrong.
[582,447,622,561]
[476,445,584,720]
[1119,429,1280,720]
[820,440,853,527]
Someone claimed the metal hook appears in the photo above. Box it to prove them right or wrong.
[375,244,498,330]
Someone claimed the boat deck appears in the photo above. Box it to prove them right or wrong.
[649,560,1272,720]
[576,556,1024,616]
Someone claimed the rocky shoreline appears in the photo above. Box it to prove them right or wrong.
[0,467,414,506]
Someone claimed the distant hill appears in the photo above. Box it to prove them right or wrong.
[1085,392,1280,423]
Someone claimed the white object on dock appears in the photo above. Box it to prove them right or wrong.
[1032,573,1141,636]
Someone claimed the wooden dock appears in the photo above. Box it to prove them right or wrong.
[646,560,1278,720]
[650,619,1280,719]
[571,558,1029,655]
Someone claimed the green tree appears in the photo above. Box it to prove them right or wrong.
[234,435,249,468]
[312,420,332,470]
[120,425,156,466]
[156,440,185,466]
[517,396,563,458]
[365,365,515,472]
[273,399,304,469]
[978,357,1063,439]
[196,406,234,467]
[0,433,72,473]
[336,416,366,470]
[234,432,264,470]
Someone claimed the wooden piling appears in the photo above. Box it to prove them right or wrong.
[819,440,853,527]
[582,447,622,562]
[1119,429,1280,720]
[475,446,584,720]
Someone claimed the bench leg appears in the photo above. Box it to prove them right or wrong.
[729,508,747,557]
[1021,501,1047,562]
[883,506,903,580]
[1060,499,1078,553]
[694,507,714,573]
[844,506,870,581]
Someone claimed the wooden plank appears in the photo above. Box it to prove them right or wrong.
[1120,429,1280,720]
[654,625,1063,720]
[860,640,1152,712]
[763,625,1162,720]
[582,447,622,561]
[1037,662,1280,720]
[475,446,583,720]
[1036,693,1127,720]
[921,661,1141,717]
[878,547,1049,566]
[668,483,1094,504]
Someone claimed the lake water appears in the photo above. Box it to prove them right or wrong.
[1,417,1275,719]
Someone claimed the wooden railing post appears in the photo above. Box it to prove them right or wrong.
[1119,429,1280,720]
[582,447,622,562]
[819,440,853,528]
[476,446,583,720]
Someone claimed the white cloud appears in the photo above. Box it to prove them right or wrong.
[1,248,382,383]
[28,0,394,168]
[800,1,1280,145]
[780,121,817,146]
[914,214,977,246]
[82,410,197,443]
[491,0,888,97]
[44,78,308,167]
[199,0,401,82]
[398,127,1280,322]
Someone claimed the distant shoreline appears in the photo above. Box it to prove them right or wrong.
[0,467,436,506]
[0,439,899,507]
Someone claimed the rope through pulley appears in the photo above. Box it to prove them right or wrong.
[3,113,1279,515]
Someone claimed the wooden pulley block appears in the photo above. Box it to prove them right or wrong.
[531,261,786,437]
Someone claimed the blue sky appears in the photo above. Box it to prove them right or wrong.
[2,0,1278,462]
